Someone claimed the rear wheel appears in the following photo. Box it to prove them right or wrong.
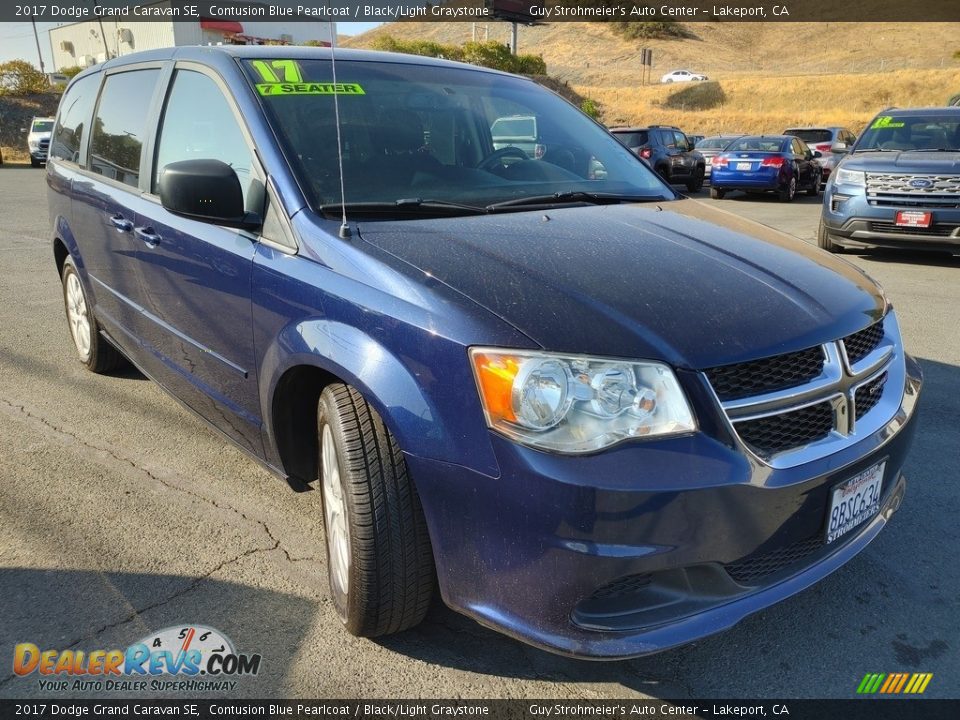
[816,219,843,253]
[710,187,726,200]
[61,256,125,373]
[778,175,797,203]
[317,384,434,637]
[686,166,705,193]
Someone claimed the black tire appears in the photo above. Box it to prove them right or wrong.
[778,174,797,203]
[710,187,726,200]
[61,256,126,373]
[656,165,670,182]
[806,177,820,197]
[686,166,705,193]
[817,219,843,253]
[317,384,434,637]
[30,157,40,168]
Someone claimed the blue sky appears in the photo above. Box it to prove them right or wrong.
[0,21,383,70]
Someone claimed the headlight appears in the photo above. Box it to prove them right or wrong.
[470,349,696,453]
[834,167,865,187]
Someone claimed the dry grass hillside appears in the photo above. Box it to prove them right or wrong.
[343,21,960,134]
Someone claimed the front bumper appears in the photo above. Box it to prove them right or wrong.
[823,185,960,250]
[408,355,922,659]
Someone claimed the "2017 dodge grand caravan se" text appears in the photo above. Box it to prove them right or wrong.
[48,46,921,659]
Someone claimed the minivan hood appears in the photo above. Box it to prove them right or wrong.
[356,200,885,369]
[842,150,960,172]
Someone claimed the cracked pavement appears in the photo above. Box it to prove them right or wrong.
[0,167,957,699]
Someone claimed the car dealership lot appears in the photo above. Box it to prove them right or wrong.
[0,167,957,699]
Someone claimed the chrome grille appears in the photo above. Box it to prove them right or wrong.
[855,372,888,419]
[705,314,902,468]
[866,173,960,208]
[705,346,824,401]
[737,402,834,454]
[866,173,960,195]
[843,320,884,365]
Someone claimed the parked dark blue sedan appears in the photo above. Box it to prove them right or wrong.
[48,47,920,660]
[711,135,822,201]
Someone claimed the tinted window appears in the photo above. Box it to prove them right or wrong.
[32,120,54,132]
[154,70,254,204]
[613,131,648,149]
[89,69,160,187]
[785,129,833,144]
[696,136,735,150]
[491,117,536,139]
[51,74,99,163]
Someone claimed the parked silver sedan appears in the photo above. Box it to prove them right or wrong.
[695,134,744,180]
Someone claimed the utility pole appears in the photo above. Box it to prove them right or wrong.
[510,21,517,54]
[91,0,110,58]
[30,19,46,74]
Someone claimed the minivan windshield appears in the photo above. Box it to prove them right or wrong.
[855,115,960,152]
[244,58,671,217]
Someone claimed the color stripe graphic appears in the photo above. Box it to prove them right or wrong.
[857,672,933,694]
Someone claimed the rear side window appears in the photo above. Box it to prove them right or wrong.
[614,131,648,149]
[89,69,161,188]
[51,74,99,164]
[154,70,255,205]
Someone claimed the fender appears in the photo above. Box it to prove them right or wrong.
[258,318,501,478]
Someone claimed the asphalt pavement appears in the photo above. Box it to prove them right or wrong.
[0,166,957,699]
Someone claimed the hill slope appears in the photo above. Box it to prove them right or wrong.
[343,21,960,133]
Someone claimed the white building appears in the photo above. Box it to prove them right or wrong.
[49,1,335,71]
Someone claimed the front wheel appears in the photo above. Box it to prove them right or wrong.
[710,187,726,199]
[61,256,126,373]
[816,219,843,253]
[317,384,435,637]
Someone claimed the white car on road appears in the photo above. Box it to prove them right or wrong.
[661,69,708,83]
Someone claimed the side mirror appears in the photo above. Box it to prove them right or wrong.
[158,159,260,230]
[830,141,849,154]
[812,150,822,159]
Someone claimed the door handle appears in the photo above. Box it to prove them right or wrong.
[135,226,161,248]
[109,214,133,232]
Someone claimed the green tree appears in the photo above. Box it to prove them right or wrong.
[59,66,84,79]
[0,59,50,96]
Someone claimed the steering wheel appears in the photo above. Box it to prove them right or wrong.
[477,146,529,172]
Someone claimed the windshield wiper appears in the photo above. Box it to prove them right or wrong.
[485,191,667,211]
[318,198,487,218]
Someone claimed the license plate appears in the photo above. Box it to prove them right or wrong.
[826,461,885,544]
[736,162,753,171]
[895,210,932,227]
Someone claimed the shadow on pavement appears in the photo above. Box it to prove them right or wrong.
[0,568,316,699]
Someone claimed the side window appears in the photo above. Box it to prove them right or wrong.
[89,69,160,187]
[660,130,675,149]
[674,131,690,151]
[51,74,100,164]
[154,70,255,206]
[792,138,805,155]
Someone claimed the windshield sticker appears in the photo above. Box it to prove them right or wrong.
[256,82,366,96]
[870,116,905,130]
[251,59,304,83]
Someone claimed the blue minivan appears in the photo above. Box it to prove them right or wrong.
[48,47,922,659]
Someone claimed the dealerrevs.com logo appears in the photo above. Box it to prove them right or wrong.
[13,625,261,693]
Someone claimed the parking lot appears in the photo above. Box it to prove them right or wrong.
[0,165,957,699]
